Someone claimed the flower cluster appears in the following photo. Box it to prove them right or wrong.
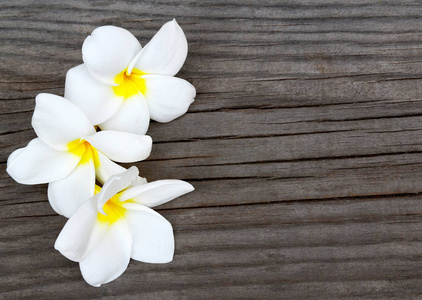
[7,20,195,287]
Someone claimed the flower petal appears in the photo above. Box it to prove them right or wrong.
[99,93,150,135]
[47,150,96,218]
[120,180,194,208]
[129,177,148,188]
[132,19,187,76]
[7,147,25,166]
[32,93,95,151]
[122,203,174,263]
[95,151,147,190]
[65,64,123,125]
[95,151,126,184]
[82,26,141,85]
[84,131,152,163]
[142,75,195,122]
[79,219,132,287]
[55,196,108,262]
[7,138,80,184]
[96,166,138,215]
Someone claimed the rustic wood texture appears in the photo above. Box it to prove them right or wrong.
[1,0,422,299]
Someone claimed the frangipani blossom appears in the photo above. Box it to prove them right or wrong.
[65,19,196,135]
[7,93,152,218]
[55,166,194,287]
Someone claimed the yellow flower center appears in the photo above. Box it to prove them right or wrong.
[96,191,126,224]
[67,140,100,166]
[93,185,127,225]
[113,68,146,98]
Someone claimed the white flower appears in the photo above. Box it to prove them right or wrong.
[65,19,196,135]
[54,166,194,287]
[6,93,153,218]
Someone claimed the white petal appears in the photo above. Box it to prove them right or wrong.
[32,93,95,151]
[95,151,126,184]
[122,203,174,263]
[129,176,148,188]
[143,75,195,123]
[95,151,147,187]
[99,93,150,135]
[7,147,25,166]
[65,64,123,125]
[85,131,152,163]
[55,196,108,262]
[82,26,141,85]
[132,19,187,76]
[47,151,96,218]
[120,180,194,208]
[6,138,80,184]
[79,219,132,287]
[96,166,139,215]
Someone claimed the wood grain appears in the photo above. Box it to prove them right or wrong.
[1,0,422,299]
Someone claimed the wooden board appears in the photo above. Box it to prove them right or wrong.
[1,0,422,299]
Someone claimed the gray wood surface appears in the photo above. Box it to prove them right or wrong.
[1,0,422,299]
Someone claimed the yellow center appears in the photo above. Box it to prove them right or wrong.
[67,140,100,166]
[113,68,146,98]
[95,186,126,225]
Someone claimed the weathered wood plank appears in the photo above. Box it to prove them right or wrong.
[1,196,422,299]
[2,0,422,299]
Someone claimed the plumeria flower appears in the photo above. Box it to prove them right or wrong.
[65,19,196,135]
[7,93,152,218]
[54,166,194,287]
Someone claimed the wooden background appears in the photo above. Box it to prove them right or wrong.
[1,0,422,299]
